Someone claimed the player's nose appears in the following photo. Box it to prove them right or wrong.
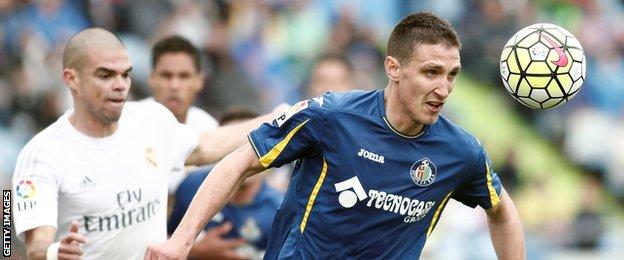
[434,84,450,99]
[112,75,129,92]
[169,77,182,91]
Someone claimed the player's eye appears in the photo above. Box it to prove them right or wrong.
[179,72,191,79]
[425,69,439,76]
[159,72,172,79]
[98,73,111,80]
[122,72,132,79]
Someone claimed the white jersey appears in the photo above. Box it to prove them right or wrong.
[140,98,218,192]
[12,101,198,259]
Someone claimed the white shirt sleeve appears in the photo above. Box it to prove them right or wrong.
[12,144,60,241]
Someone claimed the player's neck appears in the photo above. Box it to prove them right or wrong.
[69,109,119,138]
[175,111,188,124]
[383,87,425,136]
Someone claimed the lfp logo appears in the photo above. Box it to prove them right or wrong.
[16,180,36,199]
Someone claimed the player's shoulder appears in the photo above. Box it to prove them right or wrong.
[271,90,380,128]
[126,100,171,116]
[15,116,67,167]
[187,106,214,120]
[186,106,219,130]
[125,101,178,125]
[428,116,482,152]
[317,89,383,117]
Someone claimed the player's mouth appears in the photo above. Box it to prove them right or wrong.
[165,97,182,108]
[107,98,125,107]
[425,101,444,112]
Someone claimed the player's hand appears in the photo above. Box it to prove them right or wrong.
[190,222,249,260]
[58,221,86,260]
[144,238,189,260]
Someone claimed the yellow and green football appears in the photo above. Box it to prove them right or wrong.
[500,23,586,109]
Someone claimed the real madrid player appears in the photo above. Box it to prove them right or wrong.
[147,12,525,259]
[12,28,282,259]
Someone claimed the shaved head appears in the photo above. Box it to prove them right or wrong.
[63,28,125,70]
[61,27,132,130]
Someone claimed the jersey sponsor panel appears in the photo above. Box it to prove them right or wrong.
[334,176,436,223]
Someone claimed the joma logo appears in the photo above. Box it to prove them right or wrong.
[357,148,384,164]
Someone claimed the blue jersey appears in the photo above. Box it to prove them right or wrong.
[248,89,503,259]
[168,168,283,254]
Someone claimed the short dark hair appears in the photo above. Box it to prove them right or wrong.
[152,35,201,71]
[386,12,461,65]
[219,108,259,125]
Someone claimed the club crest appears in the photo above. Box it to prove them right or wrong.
[410,158,437,187]
[145,147,158,168]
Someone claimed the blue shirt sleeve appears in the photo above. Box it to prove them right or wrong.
[248,98,325,168]
[452,145,503,210]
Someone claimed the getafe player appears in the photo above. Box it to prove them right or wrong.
[147,12,525,259]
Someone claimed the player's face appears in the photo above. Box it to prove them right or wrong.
[397,43,460,124]
[76,48,132,124]
[150,53,203,122]
[308,60,354,97]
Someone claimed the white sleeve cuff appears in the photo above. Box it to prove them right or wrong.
[46,242,60,260]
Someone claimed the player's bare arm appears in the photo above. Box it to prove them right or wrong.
[146,143,263,259]
[486,189,526,260]
[24,226,55,260]
[186,113,273,165]
[186,104,289,166]
[25,221,86,260]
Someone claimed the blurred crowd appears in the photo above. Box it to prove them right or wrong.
[1,0,623,258]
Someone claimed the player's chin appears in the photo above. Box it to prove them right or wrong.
[420,112,441,125]
[101,109,123,124]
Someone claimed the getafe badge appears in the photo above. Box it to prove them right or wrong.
[145,148,158,168]
[410,158,437,187]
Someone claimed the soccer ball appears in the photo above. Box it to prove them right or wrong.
[499,23,586,109]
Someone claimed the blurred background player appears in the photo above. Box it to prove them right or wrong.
[147,35,218,134]
[144,35,219,193]
[305,53,356,98]
[11,28,284,259]
[169,109,283,260]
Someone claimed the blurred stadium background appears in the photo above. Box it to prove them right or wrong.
[1,0,623,259]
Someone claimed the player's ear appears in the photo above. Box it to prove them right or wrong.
[195,72,205,92]
[63,68,79,92]
[148,72,157,92]
[384,56,400,82]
